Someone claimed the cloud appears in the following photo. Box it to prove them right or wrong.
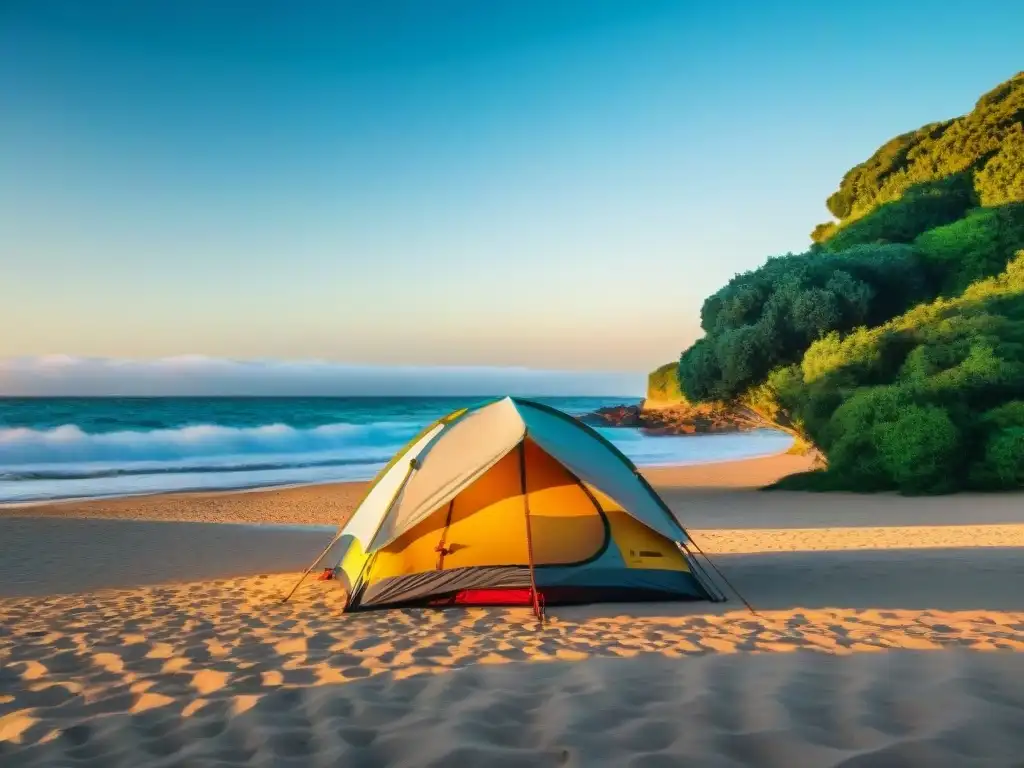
[0,356,645,397]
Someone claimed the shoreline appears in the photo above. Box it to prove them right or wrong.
[0,451,811,526]
[0,415,794,508]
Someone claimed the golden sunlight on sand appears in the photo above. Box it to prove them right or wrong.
[2,575,1023,766]
[2,454,1023,767]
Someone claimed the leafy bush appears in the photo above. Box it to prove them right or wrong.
[679,244,929,401]
[981,428,1024,488]
[980,400,1024,430]
[815,72,1023,238]
[810,221,838,244]
[974,128,1024,207]
[821,175,976,252]
[763,253,1024,493]
[914,203,1024,294]
[875,405,961,494]
[646,362,686,403]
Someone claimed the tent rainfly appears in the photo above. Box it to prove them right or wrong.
[293,397,723,616]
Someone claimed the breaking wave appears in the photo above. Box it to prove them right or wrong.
[0,419,794,504]
[0,421,422,503]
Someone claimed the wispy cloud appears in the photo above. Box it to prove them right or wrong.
[0,356,644,397]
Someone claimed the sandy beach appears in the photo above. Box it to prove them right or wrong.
[2,453,1023,767]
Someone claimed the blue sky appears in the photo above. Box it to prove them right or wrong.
[3,0,1023,386]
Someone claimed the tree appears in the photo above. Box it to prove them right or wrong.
[678,244,928,401]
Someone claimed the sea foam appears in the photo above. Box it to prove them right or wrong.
[0,421,421,502]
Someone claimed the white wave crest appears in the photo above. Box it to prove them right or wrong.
[0,421,420,470]
[0,420,794,505]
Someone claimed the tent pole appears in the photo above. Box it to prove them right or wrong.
[278,425,440,606]
[434,499,456,570]
[281,530,347,604]
[285,457,421,607]
[344,459,421,608]
[519,439,544,623]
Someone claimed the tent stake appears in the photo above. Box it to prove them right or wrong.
[281,531,346,604]
[286,457,421,606]
[684,535,758,615]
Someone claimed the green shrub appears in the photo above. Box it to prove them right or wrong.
[822,175,976,252]
[979,400,1024,429]
[874,405,961,494]
[915,203,1024,294]
[646,362,686,403]
[817,73,1023,236]
[810,221,838,243]
[981,428,1024,488]
[679,244,929,401]
[974,116,1024,208]
[751,255,1024,494]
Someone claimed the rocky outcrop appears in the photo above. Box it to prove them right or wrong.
[578,402,770,436]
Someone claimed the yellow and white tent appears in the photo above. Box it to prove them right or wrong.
[309,397,718,612]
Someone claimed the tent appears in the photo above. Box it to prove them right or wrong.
[298,397,721,614]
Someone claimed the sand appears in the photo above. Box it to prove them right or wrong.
[2,453,1023,767]
[0,453,822,527]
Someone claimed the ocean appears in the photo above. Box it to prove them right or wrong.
[0,397,793,504]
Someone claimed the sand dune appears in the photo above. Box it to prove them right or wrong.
[2,454,1023,766]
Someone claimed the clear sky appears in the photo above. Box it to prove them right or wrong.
[3,0,1023,381]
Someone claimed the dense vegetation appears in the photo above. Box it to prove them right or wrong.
[665,72,1024,494]
[679,244,931,401]
[753,253,1024,493]
[646,362,687,404]
[814,73,1024,237]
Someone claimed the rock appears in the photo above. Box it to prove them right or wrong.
[578,405,644,428]
[578,402,768,436]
